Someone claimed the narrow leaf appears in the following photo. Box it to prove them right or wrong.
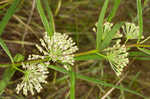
[69,68,75,99]
[138,47,150,56]
[46,65,145,98]
[129,72,141,88]
[0,0,21,36]
[107,0,121,22]
[36,0,53,37]
[0,38,14,63]
[134,57,150,60]
[75,53,104,60]
[100,22,123,50]
[96,0,109,50]
[76,74,145,98]
[0,38,16,95]
[43,0,55,34]
[129,51,149,57]
[0,67,16,95]
[137,0,143,42]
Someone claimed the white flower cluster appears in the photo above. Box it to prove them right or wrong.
[104,40,129,76]
[16,63,49,96]
[122,22,144,40]
[35,32,78,65]
[16,32,78,96]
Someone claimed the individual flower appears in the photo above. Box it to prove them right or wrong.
[103,22,113,33]
[122,22,144,40]
[16,62,49,96]
[34,32,78,66]
[104,40,129,76]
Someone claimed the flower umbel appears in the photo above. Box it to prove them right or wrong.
[104,40,129,76]
[35,32,78,66]
[16,63,49,96]
[122,22,144,40]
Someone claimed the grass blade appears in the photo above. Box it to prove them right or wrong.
[43,0,55,34]
[137,0,143,43]
[0,38,14,63]
[129,51,149,57]
[134,57,150,60]
[0,53,25,95]
[107,0,121,22]
[75,53,104,60]
[0,0,21,36]
[36,0,53,37]
[0,38,15,95]
[100,22,123,50]
[96,0,109,50]
[69,68,75,99]
[75,50,105,60]
[76,74,145,98]
[129,51,150,60]
[0,67,16,95]
[46,65,145,98]
[138,47,150,56]
[129,72,141,88]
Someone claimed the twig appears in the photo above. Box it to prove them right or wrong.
[22,0,36,47]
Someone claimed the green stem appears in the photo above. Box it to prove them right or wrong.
[0,49,104,68]
[96,53,107,59]
[0,57,50,68]
[12,65,25,73]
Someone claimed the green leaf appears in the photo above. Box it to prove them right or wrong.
[129,51,150,60]
[96,0,109,50]
[0,38,18,95]
[76,74,145,98]
[0,38,16,95]
[137,0,143,43]
[134,57,150,60]
[0,67,16,95]
[14,53,25,62]
[69,68,75,99]
[46,65,145,98]
[43,0,55,34]
[36,0,53,37]
[129,51,149,57]
[100,22,123,50]
[138,47,150,56]
[107,0,121,22]
[75,53,104,60]
[0,0,21,36]
[0,38,14,63]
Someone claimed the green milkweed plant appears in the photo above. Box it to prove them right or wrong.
[0,0,149,98]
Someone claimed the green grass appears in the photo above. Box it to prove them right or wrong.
[0,0,21,36]
[100,22,123,50]
[46,64,145,98]
[70,68,76,99]
[107,0,121,22]
[96,0,109,50]
[137,0,143,43]
[36,0,54,37]
[0,0,21,94]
